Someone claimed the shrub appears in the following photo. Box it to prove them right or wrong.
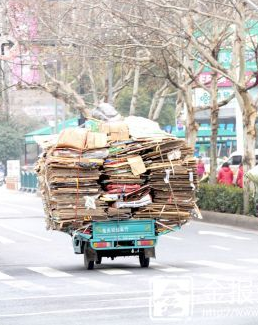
[197,183,256,215]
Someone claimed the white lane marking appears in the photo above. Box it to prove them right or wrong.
[0,304,149,318]
[157,267,188,273]
[209,245,231,251]
[131,260,162,267]
[0,289,151,301]
[0,224,51,242]
[72,278,108,286]
[146,261,188,272]
[2,202,43,214]
[197,273,239,281]
[27,267,72,278]
[163,235,183,241]
[198,231,251,241]
[187,260,243,270]
[0,271,13,280]
[237,259,258,273]
[149,261,163,266]
[121,274,146,279]
[0,235,15,244]
[98,269,132,275]
[2,280,46,291]
[131,260,168,270]
[1,207,20,214]
[243,269,258,274]
[238,258,258,264]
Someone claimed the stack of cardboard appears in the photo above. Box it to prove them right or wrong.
[37,148,107,231]
[36,119,198,233]
[105,138,197,230]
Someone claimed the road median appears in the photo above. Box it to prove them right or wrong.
[198,210,258,231]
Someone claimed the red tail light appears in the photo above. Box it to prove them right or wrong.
[93,242,112,248]
[137,240,154,246]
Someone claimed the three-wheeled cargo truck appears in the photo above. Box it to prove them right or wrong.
[72,218,180,269]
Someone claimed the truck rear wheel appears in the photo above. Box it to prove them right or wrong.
[139,253,150,268]
[84,245,94,270]
[96,254,102,265]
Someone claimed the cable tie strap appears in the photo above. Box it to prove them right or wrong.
[164,169,171,184]
[189,171,195,190]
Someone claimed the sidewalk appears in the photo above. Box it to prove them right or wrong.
[0,185,43,209]
[0,184,34,197]
[198,210,258,231]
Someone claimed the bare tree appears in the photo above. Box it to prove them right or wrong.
[8,0,138,117]
[179,0,258,212]
[106,0,234,152]
[9,0,258,214]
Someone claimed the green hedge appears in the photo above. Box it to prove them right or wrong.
[196,183,256,215]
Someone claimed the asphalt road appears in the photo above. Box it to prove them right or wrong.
[1,186,258,325]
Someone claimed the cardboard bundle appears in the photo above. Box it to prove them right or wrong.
[36,119,198,233]
[36,148,107,231]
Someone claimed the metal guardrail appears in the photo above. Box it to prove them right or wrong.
[20,171,38,192]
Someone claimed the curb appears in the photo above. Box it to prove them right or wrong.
[198,210,258,231]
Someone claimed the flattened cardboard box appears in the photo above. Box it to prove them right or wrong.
[99,121,129,141]
[86,132,107,149]
[127,156,146,176]
[57,128,88,150]
[109,131,129,141]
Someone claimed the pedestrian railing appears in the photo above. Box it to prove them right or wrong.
[20,171,38,192]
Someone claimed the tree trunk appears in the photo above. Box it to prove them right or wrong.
[112,68,133,102]
[152,86,169,121]
[238,89,257,214]
[130,62,140,115]
[181,14,199,149]
[234,2,256,214]
[107,61,113,105]
[41,80,90,118]
[87,62,99,107]
[148,81,168,120]
[183,86,198,148]
[104,62,109,103]
[209,21,219,185]
[209,79,219,185]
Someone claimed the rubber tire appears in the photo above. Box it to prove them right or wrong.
[96,255,102,265]
[139,254,150,268]
[84,246,94,270]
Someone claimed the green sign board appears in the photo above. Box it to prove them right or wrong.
[195,21,258,72]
